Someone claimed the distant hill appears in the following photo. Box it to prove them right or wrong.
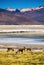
[0,6,44,25]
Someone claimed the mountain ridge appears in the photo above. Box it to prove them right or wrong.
[0,6,44,25]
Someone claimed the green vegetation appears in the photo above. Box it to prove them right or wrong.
[0,51,44,65]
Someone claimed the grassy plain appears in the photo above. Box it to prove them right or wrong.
[0,51,44,65]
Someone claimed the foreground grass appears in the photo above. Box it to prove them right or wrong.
[0,51,44,65]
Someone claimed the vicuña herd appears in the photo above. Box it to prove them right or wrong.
[7,47,31,53]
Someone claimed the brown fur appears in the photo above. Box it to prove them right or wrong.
[26,48,31,51]
[16,47,25,53]
[7,48,14,52]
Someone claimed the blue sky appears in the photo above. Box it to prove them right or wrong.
[0,0,44,9]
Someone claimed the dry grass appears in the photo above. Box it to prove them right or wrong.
[0,51,44,65]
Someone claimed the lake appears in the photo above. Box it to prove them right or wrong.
[0,35,44,44]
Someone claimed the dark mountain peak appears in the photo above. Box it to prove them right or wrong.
[15,9,20,12]
[0,8,9,13]
[39,5,44,8]
[0,8,6,12]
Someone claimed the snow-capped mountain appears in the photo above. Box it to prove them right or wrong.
[6,6,44,12]
[0,6,44,25]
[7,8,16,11]
[34,6,44,10]
[20,8,33,12]
[20,6,44,12]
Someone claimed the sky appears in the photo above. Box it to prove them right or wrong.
[0,0,44,9]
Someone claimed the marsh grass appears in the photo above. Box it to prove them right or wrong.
[0,51,44,65]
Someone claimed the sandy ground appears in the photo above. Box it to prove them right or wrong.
[0,25,44,36]
[0,25,44,30]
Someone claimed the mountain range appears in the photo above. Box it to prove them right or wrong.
[0,6,44,25]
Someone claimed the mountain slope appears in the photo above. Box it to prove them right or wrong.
[0,7,44,25]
